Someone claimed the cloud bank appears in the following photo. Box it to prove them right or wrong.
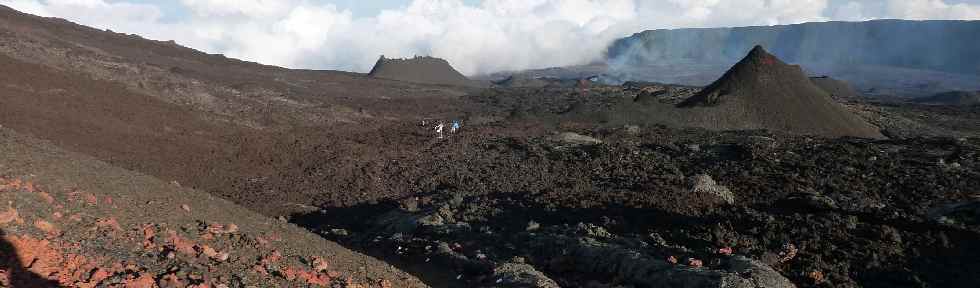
[2,0,979,75]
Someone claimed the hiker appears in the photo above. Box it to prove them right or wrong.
[434,122,445,139]
[450,120,461,134]
[578,78,590,97]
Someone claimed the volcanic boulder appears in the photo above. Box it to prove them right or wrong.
[676,46,883,138]
[552,132,602,146]
[630,83,699,105]
[368,55,478,87]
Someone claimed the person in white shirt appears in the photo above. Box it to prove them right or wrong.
[434,122,445,139]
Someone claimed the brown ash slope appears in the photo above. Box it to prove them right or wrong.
[0,4,468,128]
[0,4,476,218]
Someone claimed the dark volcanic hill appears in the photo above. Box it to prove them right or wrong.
[675,46,882,138]
[588,46,883,138]
[369,55,480,87]
[912,91,980,106]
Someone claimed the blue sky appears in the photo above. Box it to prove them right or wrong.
[4,0,979,75]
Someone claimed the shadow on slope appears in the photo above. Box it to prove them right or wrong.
[0,229,61,288]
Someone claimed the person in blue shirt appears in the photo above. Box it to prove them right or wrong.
[450,120,461,134]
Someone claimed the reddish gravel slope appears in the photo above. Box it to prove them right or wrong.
[0,128,427,287]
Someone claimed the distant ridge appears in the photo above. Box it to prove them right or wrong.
[604,20,980,97]
[368,55,478,87]
[674,46,883,138]
[608,20,980,76]
[913,91,980,106]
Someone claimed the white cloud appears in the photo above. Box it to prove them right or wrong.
[831,1,871,21]
[630,0,830,28]
[885,0,980,20]
[2,0,48,15]
[0,0,978,75]
[179,0,294,18]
